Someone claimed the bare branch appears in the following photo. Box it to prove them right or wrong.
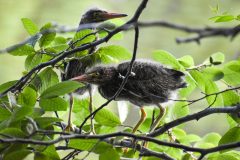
[1,131,240,159]
[148,105,240,137]
[1,20,239,54]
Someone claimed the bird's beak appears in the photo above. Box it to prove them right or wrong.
[71,74,88,82]
[101,12,128,20]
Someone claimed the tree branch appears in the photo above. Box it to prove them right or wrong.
[148,105,240,137]
[1,131,240,159]
[1,20,239,54]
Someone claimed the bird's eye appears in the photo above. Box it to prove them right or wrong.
[96,72,100,76]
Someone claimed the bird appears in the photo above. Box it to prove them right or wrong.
[62,8,127,132]
[71,60,187,133]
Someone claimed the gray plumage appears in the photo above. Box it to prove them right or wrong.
[72,60,187,107]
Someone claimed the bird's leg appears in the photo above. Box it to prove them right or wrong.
[132,107,146,134]
[65,93,74,132]
[142,105,166,148]
[149,104,165,132]
[88,88,95,134]
[124,107,146,153]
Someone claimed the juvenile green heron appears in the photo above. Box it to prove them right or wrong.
[62,8,127,131]
[72,60,187,133]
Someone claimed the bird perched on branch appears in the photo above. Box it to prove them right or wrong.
[62,8,127,131]
[72,60,187,133]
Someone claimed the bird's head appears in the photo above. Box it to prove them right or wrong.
[81,8,127,24]
[71,66,117,85]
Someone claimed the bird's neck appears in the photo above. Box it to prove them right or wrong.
[79,18,98,31]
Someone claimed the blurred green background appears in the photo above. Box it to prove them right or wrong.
[0,0,240,136]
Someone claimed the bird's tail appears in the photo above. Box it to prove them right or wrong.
[167,68,187,89]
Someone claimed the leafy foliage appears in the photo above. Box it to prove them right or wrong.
[1,10,240,160]
[21,18,39,35]
[40,81,83,98]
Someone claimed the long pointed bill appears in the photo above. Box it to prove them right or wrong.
[101,12,128,20]
[71,75,88,82]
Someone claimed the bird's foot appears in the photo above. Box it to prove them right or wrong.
[64,124,75,132]
[122,138,137,154]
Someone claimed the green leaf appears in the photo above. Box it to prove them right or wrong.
[202,67,224,81]
[25,54,42,71]
[72,98,90,125]
[236,15,240,21]
[165,147,183,159]
[4,149,32,160]
[205,81,223,107]
[45,36,68,53]
[172,128,186,139]
[219,127,240,147]
[209,52,225,64]
[68,139,99,151]
[173,100,189,118]
[40,81,83,98]
[8,44,35,56]
[52,36,67,45]
[227,115,238,128]
[190,70,205,89]
[0,107,11,121]
[39,23,56,47]
[179,134,201,144]
[35,117,62,129]
[92,141,112,154]
[0,128,25,137]
[96,45,131,64]
[73,98,89,113]
[99,54,118,64]
[0,80,17,93]
[208,152,240,160]
[30,108,45,119]
[95,108,121,127]
[21,18,39,35]
[194,142,215,149]
[179,74,196,97]
[223,61,240,86]
[17,87,37,107]
[39,97,68,111]
[34,152,49,160]
[73,29,95,47]
[222,91,240,106]
[10,106,33,122]
[42,145,60,160]
[36,67,59,94]
[99,148,120,160]
[190,70,223,107]
[203,132,221,146]
[178,55,194,68]
[152,50,182,70]
[45,45,68,53]
[215,15,235,22]
[230,112,240,124]
[97,126,117,134]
